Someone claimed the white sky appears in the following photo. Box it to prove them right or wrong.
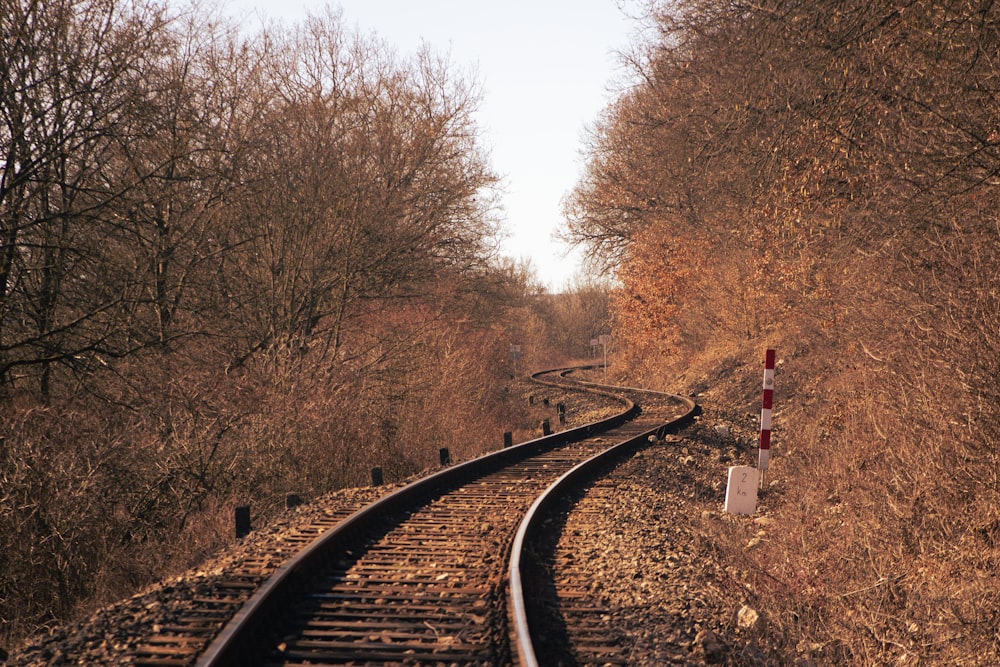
[221,0,641,291]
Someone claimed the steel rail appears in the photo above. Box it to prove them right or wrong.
[196,365,639,666]
[508,383,697,667]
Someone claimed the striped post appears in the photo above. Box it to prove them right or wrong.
[759,348,775,481]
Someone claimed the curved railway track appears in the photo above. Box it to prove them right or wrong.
[136,365,695,666]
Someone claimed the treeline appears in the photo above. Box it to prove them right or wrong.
[567,0,999,661]
[1,0,503,398]
[0,0,602,646]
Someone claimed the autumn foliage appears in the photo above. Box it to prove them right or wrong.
[567,0,1000,662]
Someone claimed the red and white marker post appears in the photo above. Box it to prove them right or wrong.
[758,348,775,484]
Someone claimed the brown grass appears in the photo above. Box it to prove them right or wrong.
[632,313,1000,665]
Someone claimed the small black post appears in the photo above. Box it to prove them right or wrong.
[285,493,302,509]
[528,395,534,405]
[542,419,551,436]
[557,402,566,424]
[439,448,451,466]
[503,431,513,448]
[235,505,251,539]
[371,466,384,486]
[542,398,550,406]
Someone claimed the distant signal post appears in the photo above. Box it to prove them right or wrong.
[598,334,611,376]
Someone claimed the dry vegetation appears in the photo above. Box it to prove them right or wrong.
[6,0,999,663]
[565,0,1000,663]
[0,0,605,651]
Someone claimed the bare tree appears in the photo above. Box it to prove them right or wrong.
[102,8,269,357]
[0,0,168,397]
[224,9,500,370]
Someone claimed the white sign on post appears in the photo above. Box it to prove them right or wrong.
[724,465,759,515]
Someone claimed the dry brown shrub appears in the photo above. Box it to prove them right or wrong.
[669,258,1000,664]
[0,300,530,649]
[568,1,1000,662]
[617,224,1000,662]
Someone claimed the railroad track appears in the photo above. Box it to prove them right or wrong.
[135,365,695,666]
